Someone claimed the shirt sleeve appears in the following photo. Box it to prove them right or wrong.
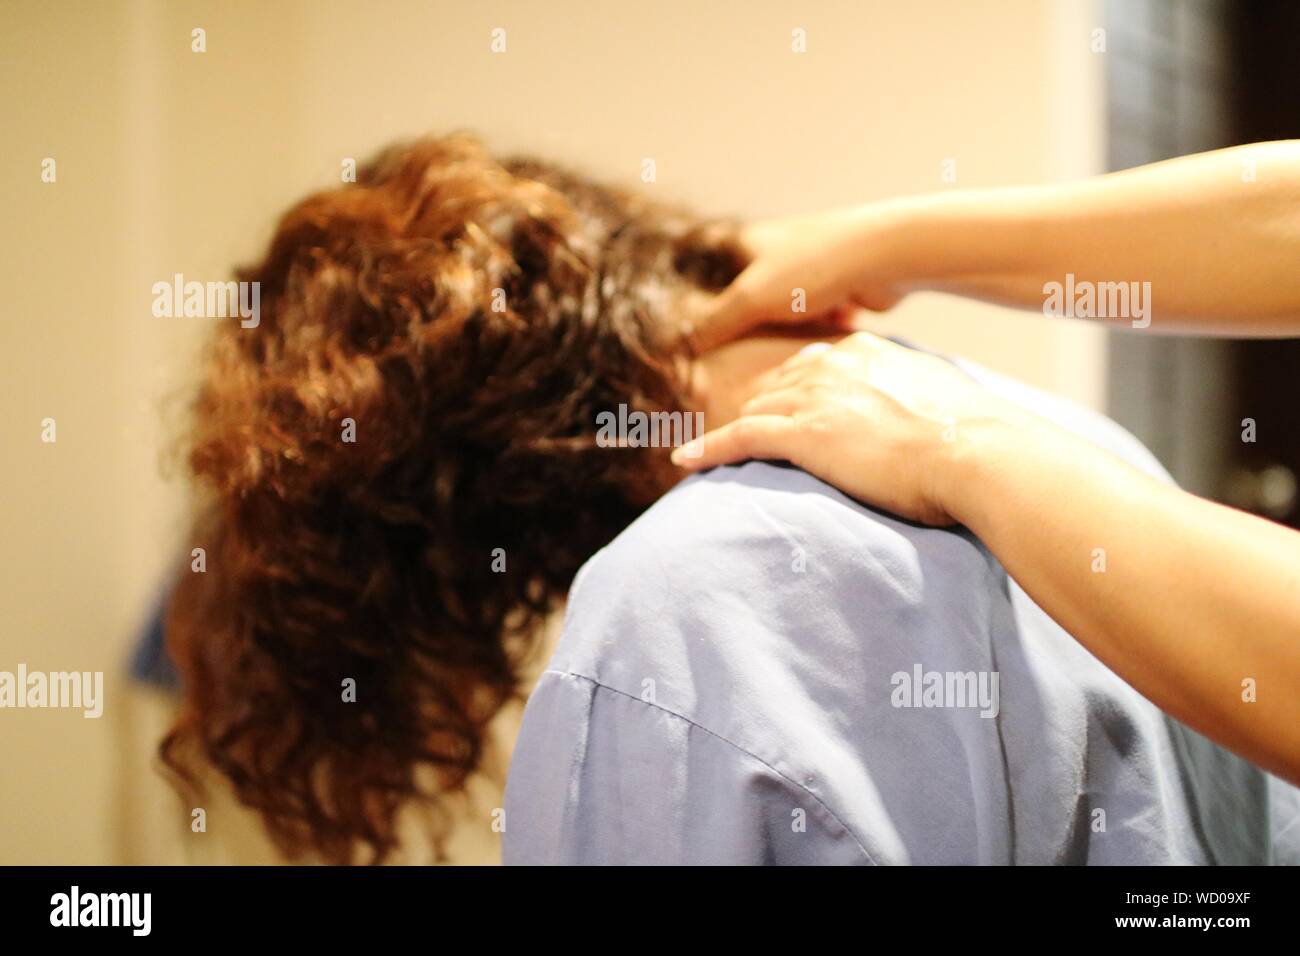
[502,669,872,865]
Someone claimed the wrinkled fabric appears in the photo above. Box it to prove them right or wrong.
[504,358,1298,865]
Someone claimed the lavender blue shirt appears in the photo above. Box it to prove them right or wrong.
[503,358,1298,865]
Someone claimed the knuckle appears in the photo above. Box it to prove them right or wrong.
[825,351,858,373]
[794,411,832,438]
[805,377,844,402]
[731,417,759,443]
[843,330,881,352]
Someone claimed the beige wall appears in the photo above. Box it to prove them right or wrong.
[0,0,1105,863]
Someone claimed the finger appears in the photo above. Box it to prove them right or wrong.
[770,329,891,390]
[830,305,879,333]
[740,386,807,418]
[767,341,834,389]
[782,340,834,370]
[839,328,892,350]
[688,273,765,353]
[670,415,802,471]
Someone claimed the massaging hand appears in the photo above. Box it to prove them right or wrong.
[693,143,1300,348]
[676,144,1300,787]
[687,206,908,352]
[676,324,1300,790]
[672,331,1036,526]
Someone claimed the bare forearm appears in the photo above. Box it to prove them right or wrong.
[880,141,1300,335]
[947,419,1300,783]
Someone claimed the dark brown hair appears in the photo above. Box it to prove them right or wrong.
[160,133,743,863]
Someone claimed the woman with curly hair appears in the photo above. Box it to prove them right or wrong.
[157,133,842,864]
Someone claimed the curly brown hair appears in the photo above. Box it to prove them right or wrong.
[160,133,744,863]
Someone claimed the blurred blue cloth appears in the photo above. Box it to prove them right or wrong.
[128,591,179,690]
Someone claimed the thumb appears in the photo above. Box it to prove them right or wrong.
[670,415,802,471]
[687,272,769,353]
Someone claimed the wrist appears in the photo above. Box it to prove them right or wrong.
[937,412,1040,531]
[872,187,1053,299]
[851,195,932,296]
